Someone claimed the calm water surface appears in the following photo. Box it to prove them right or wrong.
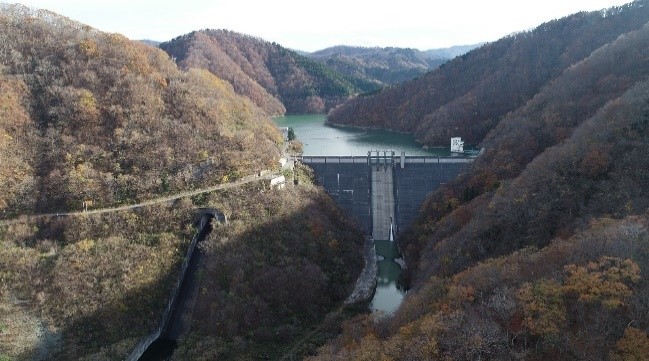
[371,240,405,314]
[274,114,450,156]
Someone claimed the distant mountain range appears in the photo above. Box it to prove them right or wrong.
[138,39,161,47]
[305,44,482,86]
[159,30,377,115]
[158,31,479,114]
[424,43,484,59]
[327,1,649,147]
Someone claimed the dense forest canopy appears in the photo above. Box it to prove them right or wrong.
[305,45,472,86]
[313,1,649,359]
[0,5,282,216]
[327,1,649,147]
[160,30,380,115]
[0,5,364,360]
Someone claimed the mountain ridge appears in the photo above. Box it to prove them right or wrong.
[160,29,380,115]
[304,44,462,86]
[309,1,649,359]
[326,1,649,147]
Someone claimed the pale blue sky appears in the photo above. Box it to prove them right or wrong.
[1,0,634,51]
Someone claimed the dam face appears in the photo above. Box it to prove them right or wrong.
[302,153,472,239]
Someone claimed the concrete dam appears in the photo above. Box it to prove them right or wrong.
[302,151,473,240]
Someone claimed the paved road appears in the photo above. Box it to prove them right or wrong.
[0,173,278,225]
[371,165,395,241]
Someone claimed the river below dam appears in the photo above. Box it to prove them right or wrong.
[274,114,431,314]
[371,240,406,314]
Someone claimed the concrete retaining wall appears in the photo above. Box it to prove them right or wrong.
[301,156,369,164]
[125,214,210,361]
[301,156,472,165]
[345,238,377,304]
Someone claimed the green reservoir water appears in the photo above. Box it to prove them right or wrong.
[274,114,450,156]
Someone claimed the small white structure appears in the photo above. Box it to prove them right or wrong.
[278,127,289,140]
[269,175,286,190]
[451,137,464,153]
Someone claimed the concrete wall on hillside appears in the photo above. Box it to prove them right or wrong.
[126,214,212,361]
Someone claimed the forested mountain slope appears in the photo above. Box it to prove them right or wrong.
[0,5,282,216]
[406,16,649,282]
[306,44,480,86]
[307,46,448,86]
[313,214,649,360]
[0,5,363,360]
[312,1,649,360]
[170,184,364,360]
[160,30,379,115]
[327,1,649,146]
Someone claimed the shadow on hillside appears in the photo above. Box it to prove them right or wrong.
[20,194,365,360]
[174,197,366,359]
[35,269,179,360]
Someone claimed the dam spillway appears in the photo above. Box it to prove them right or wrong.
[301,152,473,239]
[371,163,395,241]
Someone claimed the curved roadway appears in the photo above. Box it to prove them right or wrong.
[0,173,278,225]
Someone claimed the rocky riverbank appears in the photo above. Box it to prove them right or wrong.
[345,237,377,304]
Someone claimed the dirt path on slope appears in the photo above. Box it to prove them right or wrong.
[0,173,278,224]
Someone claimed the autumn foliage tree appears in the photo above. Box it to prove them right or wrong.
[0,5,282,216]
[311,3,649,360]
[160,29,377,115]
[311,216,649,360]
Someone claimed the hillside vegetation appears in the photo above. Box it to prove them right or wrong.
[312,215,649,360]
[406,9,649,282]
[307,46,447,86]
[1,203,195,360]
[306,44,480,87]
[172,181,364,360]
[1,179,364,360]
[327,1,649,147]
[0,5,364,360]
[0,5,282,217]
[313,1,649,359]
[160,30,379,115]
